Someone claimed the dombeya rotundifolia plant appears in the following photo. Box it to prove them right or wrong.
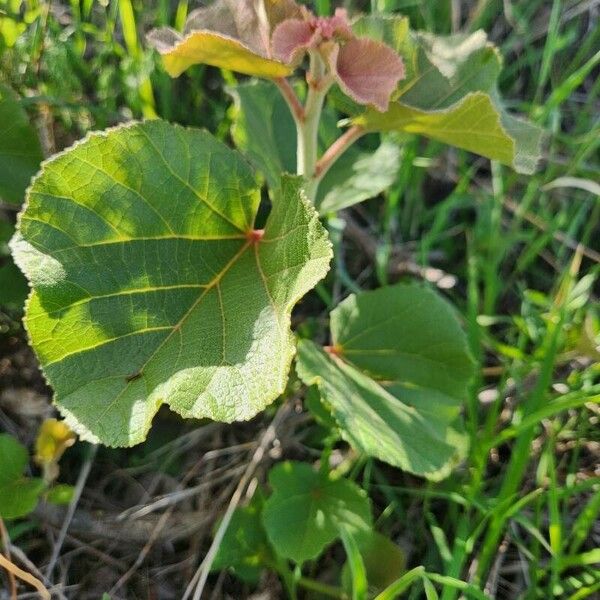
[12,1,542,463]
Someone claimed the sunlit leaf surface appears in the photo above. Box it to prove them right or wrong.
[12,121,331,447]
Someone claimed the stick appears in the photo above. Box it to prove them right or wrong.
[0,518,17,599]
[45,444,97,579]
[182,403,291,600]
[0,553,50,600]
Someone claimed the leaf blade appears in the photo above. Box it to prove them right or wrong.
[297,284,474,480]
[149,29,292,78]
[12,121,331,447]
[356,92,544,174]
[262,461,372,563]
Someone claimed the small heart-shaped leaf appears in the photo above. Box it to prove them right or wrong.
[262,461,372,563]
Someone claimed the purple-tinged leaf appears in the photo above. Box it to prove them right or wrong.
[331,38,405,112]
[271,18,315,63]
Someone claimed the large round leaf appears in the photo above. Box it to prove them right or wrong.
[12,121,332,447]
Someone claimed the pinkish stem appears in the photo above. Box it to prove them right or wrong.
[273,77,305,123]
[314,125,365,182]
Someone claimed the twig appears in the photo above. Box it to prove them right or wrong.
[0,553,50,600]
[273,77,305,123]
[182,403,291,600]
[119,462,246,521]
[45,443,97,579]
[108,432,249,593]
[0,518,17,599]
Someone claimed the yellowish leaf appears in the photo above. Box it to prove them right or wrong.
[355,91,543,174]
[153,30,292,78]
[34,419,76,470]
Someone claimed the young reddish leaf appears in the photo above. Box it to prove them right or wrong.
[271,18,315,64]
[271,8,353,64]
[331,38,405,112]
[313,8,354,40]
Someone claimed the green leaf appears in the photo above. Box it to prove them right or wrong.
[296,284,475,480]
[318,140,400,213]
[262,461,372,563]
[230,80,296,191]
[212,494,272,582]
[0,434,28,486]
[0,478,45,519]
[398,30,501,109]
[342,530,406,596]
[350,18,544,174]
[230,80,400,212]
[12,121,332,447]
[355,92,543,175]
[0,434,45,519]
[0,83,44,205]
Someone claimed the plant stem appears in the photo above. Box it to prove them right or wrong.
[298,52,332,202]
[297,576,348,599]
[0,553,50,600]
[273,77,305,123]
[315,125,366,180]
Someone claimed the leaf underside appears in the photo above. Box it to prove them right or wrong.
[150,29,292,78]
[297,284,475,480]
[12,120,331,447]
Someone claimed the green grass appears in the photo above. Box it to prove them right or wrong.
[0,1,598,598]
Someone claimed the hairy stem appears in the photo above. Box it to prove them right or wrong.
[275,54,362,206]
[297,52,332,202]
